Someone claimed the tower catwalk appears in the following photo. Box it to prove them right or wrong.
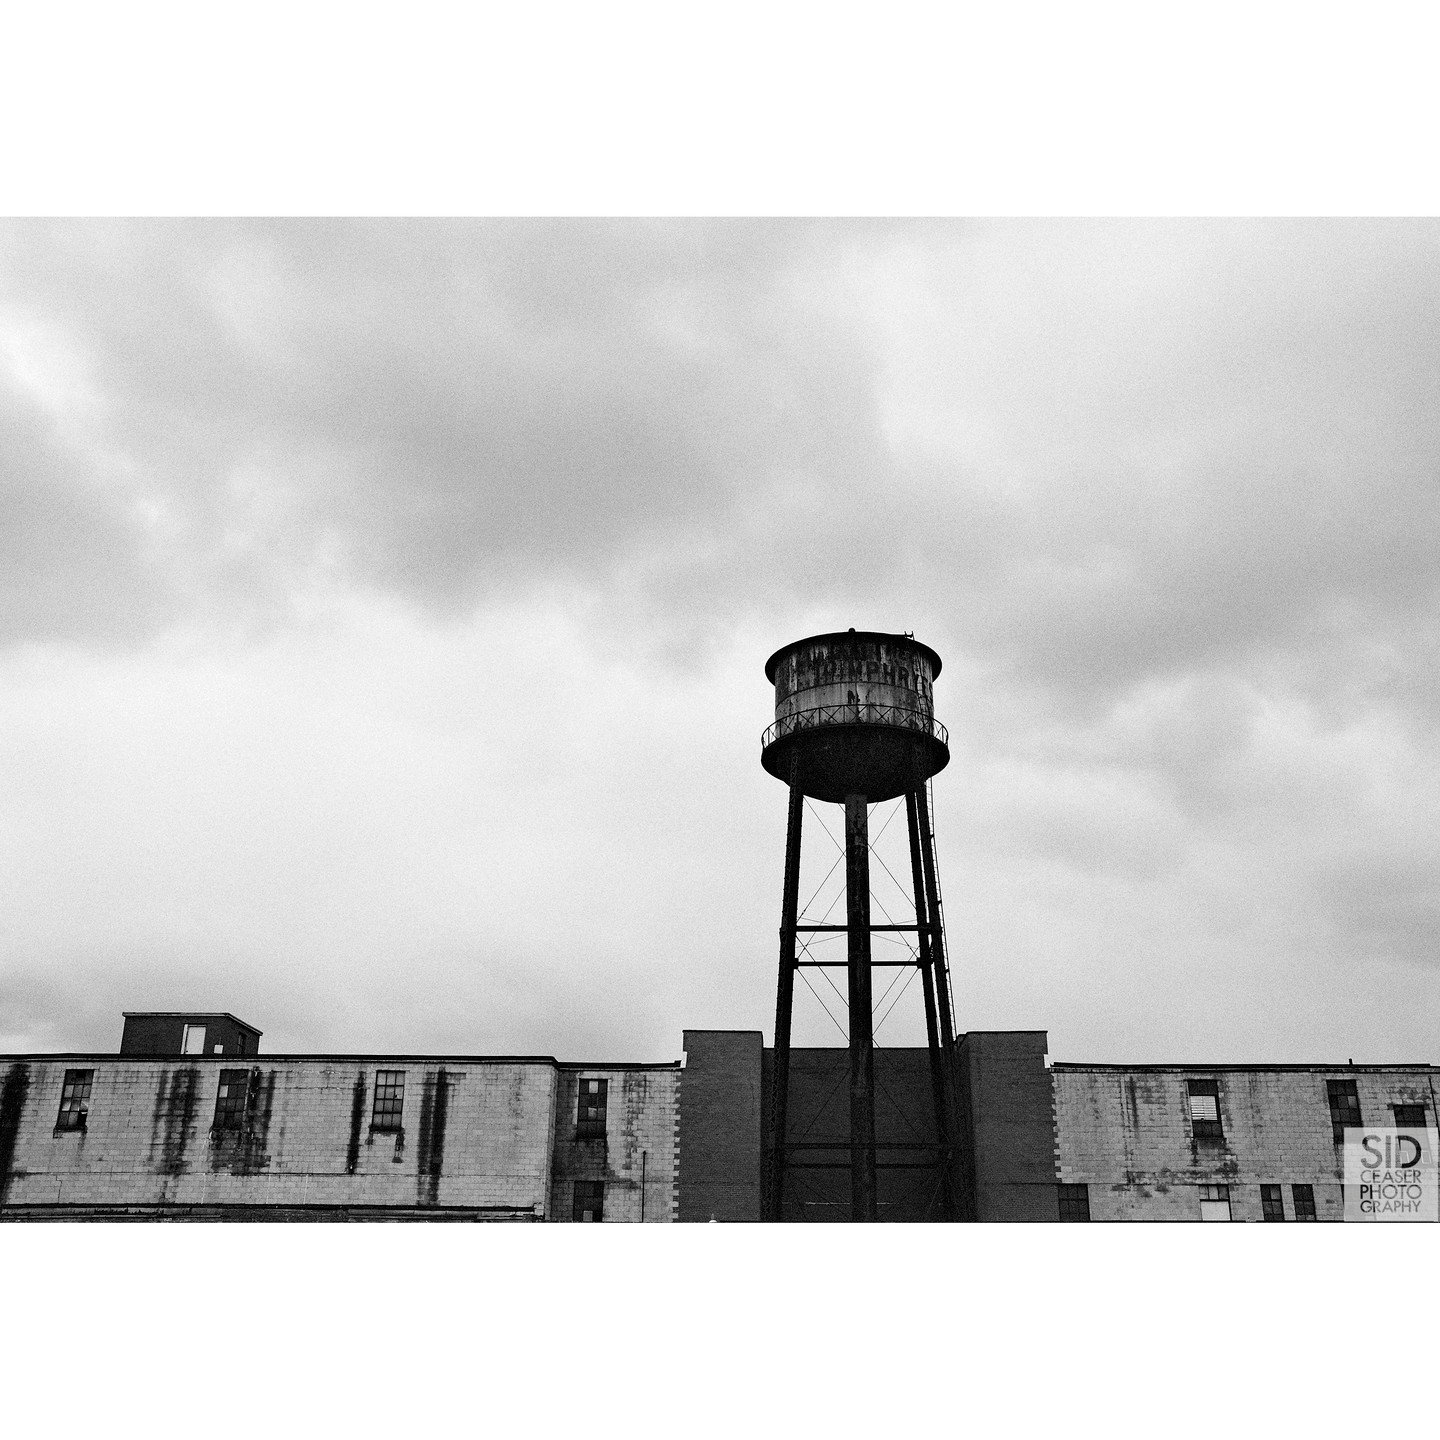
[760,630,957,1222]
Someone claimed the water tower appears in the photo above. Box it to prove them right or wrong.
[761,629,958,1221]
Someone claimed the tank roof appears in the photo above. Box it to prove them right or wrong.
[764,630,943,683]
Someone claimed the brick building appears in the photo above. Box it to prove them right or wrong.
[1052,1061,1440,1221]
[1,1011,1435,1220]
[0,1012,679,1221]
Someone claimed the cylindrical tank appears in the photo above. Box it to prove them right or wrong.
[760,629,948,802]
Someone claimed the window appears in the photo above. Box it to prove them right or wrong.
[576,1078,608,1140]
[1327,1079,1362,1144]
[1261,1183,1286,1221]
[182,1024,207,1055]
[213,1069,249,1131]
[55,1069,93,1132]
[371,1071,405,1131]
[1058,1183,1090,1221]
[1393,1104,1428,1128]
[212,1043,223,1054]
[573,1180,604,1222]
[1198,1183,1231,1221]
[1187,1079,1223,1142]
[1293,1183,1317,1220]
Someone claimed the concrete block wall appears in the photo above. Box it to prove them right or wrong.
[679,1032,1055,1222]
[958,1031,1060,1222]
[548,1065,680,1222]
[1,1056,561,1218]
[678,1031,763,1222]
[1052,1064,1440,1221]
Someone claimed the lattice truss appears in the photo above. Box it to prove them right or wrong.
[788,793,938,1049]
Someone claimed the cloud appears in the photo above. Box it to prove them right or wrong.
[2,219,1439,1062]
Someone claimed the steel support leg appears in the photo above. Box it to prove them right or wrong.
[915,780,965,1214]
[907,789,955,1220]
[914,783,956,1049]
[766,761,804,1221]
[845,792,877,1222]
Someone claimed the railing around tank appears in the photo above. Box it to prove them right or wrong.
[761,701,948,751]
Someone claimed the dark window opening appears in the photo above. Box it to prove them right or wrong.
[1327,1079,1362,1144]
[1293,1183,1317,1220]
[372,1070,405,1131]
[1058,1183,1090,1221]
[55,1069,93,1132]
[213,1069,249,1131]
[1393,1103,1428,1128]
[576,1078,607,1140]
[1261,1183,1286,1221]
[1187,1079,1223,1142]
[573,1180,604,1222]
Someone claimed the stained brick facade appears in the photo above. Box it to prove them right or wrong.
[0,1053,678,1221]
[5,1018,1435,1221]
[1052,1063,1440,1221]
[550,1066,681,1223]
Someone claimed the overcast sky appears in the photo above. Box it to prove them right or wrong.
[2,218,1438,1065]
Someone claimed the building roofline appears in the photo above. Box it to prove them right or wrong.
[121,1012,262,1034]
[1050,1062,1437,1073]
[0,1053,680,1069]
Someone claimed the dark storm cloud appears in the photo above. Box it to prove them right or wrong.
[5,218,1439,707]
[0,218,892,631]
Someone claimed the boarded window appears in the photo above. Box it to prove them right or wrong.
[576,1078,607,1140]
[1198,1183,1230,1221]
[1292,1183,1317,1221]
[573,1180,604,1222]
[213,1069,249,1131]
[1057,1183,1090,1221]
[371,1071,405,1131]
[182,1024,207,1055]
[1187,1079,1223,1141]
[1327,1079,1362,1144]
[1393,1104,1427,1128]
[55,1069,93,1132]
[1261,1183,1285,1221]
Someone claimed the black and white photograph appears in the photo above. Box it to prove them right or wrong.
[3,4,1438,1435]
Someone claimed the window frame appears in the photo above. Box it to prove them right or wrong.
[1186,1078,1224,1142]
[1393,1103,1428,1128]
[1260,1183,1286,1221]
[572,1180,605,1222]
[576,1077,608,1141]
[371,1070,406,1132]
[1292,1182,1317,1220]
[1057,1182,1090,1221]
[181,1024,207,1055]
[1326,1079,1362,1145]
[54,1069,94,1133]
[1198,1182,1231,1221]
[212,1069,250,1132]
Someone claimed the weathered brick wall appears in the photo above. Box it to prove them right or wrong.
[679,1031,763,1222]
[958,1031,1059,1221]
[548,1065,680,1222]
[1053,1064,1440,1221]
[0,1056,559,1217]
[680,1032,1057,1222]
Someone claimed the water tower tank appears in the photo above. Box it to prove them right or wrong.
[760,629,949,803]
